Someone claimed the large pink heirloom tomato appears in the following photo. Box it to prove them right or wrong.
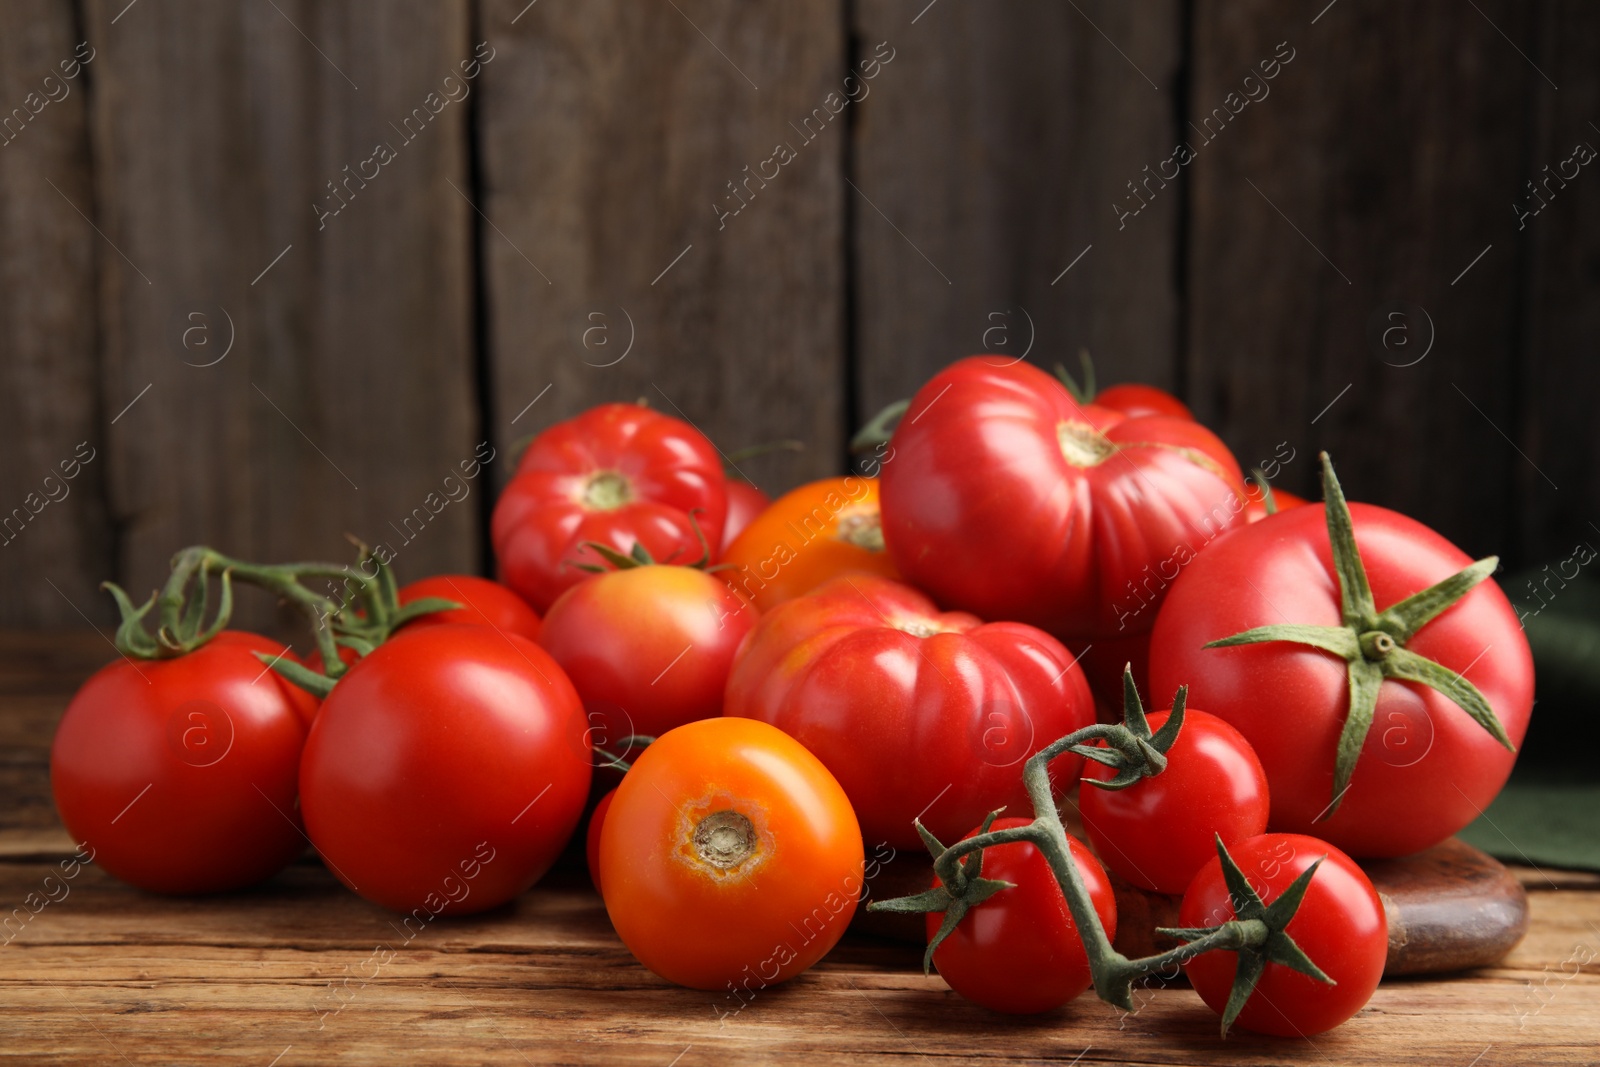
[878,357,1245,694]
[723,574,1095,849]
[492,403,728,612]
[1150,455,1533,858]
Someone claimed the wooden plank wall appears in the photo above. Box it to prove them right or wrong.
[0,0,1590,630]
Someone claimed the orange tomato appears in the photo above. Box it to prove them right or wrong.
[720,477,898,613]
[599,717,863,992]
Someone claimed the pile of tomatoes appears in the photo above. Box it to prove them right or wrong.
[50,356,1533,1040]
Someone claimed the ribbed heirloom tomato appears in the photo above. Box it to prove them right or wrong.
[51,631,314,894]
[720,476,898,613]
[723,574,1095,849]
[538,563,756,744]
[299,624,590,914]
[878,357,1245,702]
[492,403,728,612]
[928,818,1117,1014]
[599,717,863,991]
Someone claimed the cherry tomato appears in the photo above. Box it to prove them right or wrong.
[538,565,755,746]
[50,631,311,894]
[722,481,770,547]
[1150,498,1533,857]
[1094,382,1194,420]
[724,574,1095,850]
[300,624,590,914]
[398,574,542,641]
[929,818,1117,1014]
[1179,833,1385,1037]
[586,788,615,893]
[492,403,729,612]
[880,357,1246,650]
[1079,708,1269,894]
[599,717,863,990]
[721,476,899,613]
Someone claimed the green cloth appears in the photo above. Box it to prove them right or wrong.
[1460,564,1600,871]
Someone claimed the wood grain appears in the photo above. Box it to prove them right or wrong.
[1185,0,1537,561]
[0,0,112,627]
[83,0,481,636]
[475,0,845,500]
[1514,0,1600,566]
[851,0,1184,424]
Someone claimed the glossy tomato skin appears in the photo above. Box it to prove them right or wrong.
[492,403,728,612]
[600,717,863,990]
[1095,383,1194,421]
[398,574,542,641]
[50,631,310,894]
[1079,709,1269,894]
[722,481,770,547]
[929,819,1116,1014]
[1150,502,1533,858]
[538,565,756,745]
[880,357,1246,645]
[724,575,1096,850]
[1180,833,1386,1037]
[586,788,615,893]
[300,624,590,914]
[721,476,899,613]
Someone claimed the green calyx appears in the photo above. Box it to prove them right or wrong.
[724,439,805,479]
[1071,664,1188,791]
[1156,835,1335,1037]
[1249,467,1281,515]
[571,509,721,574]
[1204,452,1513,817]
[849,399,910,453]
[1052,347,1099,406]
[102,543,459,697]
[863,811,1018,975]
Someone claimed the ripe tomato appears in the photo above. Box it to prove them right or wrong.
[492,403,729,612]
[1178,833,1385,1037]
[586,788,615,892]
[879,357,1245,648]
[599,717,863,991]
[1149,493,1533,857]
[928,818,1117,1014]
[724,574,1095,850]
[50,631,312,894]
[398,574,542,641]
[299,624,590,914]
[538,565,755,746]
[720,476,899,613]
[1079,708,1269,895]
[1243,485,1309,524]
[1094,382,1194,421]
[722,480,770,547]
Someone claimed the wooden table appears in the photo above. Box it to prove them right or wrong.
[3,633,1597,1065]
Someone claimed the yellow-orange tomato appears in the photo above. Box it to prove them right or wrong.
[720,477,898,613]
[599,717,864,991]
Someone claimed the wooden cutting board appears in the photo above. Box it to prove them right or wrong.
[855,836,1528,977]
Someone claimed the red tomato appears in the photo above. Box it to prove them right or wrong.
[599,717,863,991]
[50,631,311,894]
[1079,708,1269,894]
[586,788,615,893]
[722,481,769,547]
[299,624,590,914]
[492,403,729,612]
[723,574,1095,850]
[539,565,756,746]
[1244,485,1309,524]
[398,574,542,641]
[879,357,1246,647]
[929,818,1117,1014]
[1179,834,1385,1037]
[1149,499,1533,857]
[721,476,899,613]
[1094,382,1194,420]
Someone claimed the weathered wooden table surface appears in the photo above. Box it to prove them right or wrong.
[3,632,1597,1066]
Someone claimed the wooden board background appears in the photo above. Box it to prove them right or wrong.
[0,0,1594,631]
